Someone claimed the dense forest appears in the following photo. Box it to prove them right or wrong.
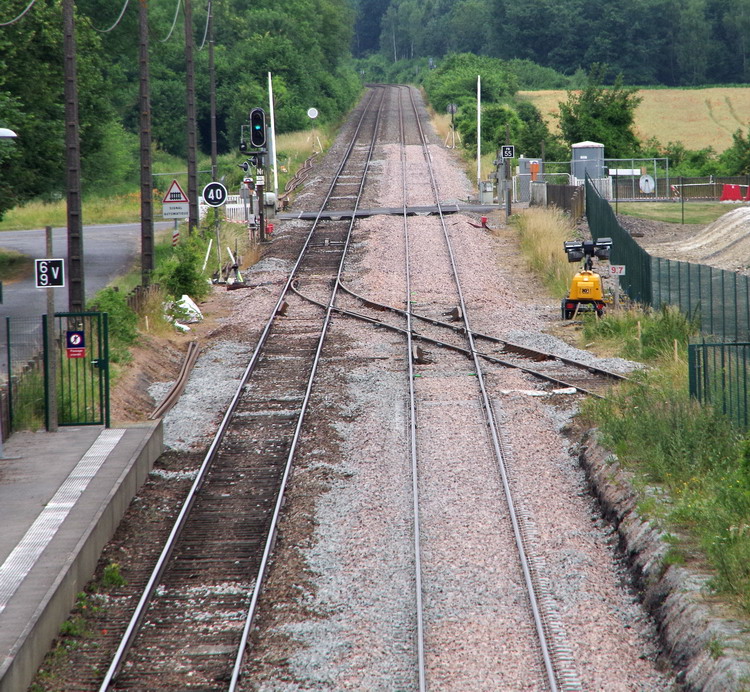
[2,0,750,220]
[354,0,750,87]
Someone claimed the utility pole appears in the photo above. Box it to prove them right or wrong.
[139,0,154,284]
[62,0,84,311]
[184,0,199,233]
[208,0,218,181]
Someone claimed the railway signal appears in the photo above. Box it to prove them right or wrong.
[249,108,266,148]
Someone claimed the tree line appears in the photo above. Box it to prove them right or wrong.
[421,55,750,176]
[354,0,750,87]
[3,0,749,222]
[0,0,359,219]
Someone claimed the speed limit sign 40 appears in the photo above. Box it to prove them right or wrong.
[202,181,228,207]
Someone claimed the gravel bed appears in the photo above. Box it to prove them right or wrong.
[157,88,679,689]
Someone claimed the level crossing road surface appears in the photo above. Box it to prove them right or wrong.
[0,221,172,376]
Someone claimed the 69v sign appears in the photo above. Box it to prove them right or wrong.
[202,181,229,208]
[35,258,65,288]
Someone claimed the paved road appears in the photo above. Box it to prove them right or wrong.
[0,221,172,374]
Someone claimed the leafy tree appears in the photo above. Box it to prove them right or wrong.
[422,53,517,113]
[455,102,522,150]
[353,0,391,56]
[719,129,750,175]
[514,102,567,161]
[0,0,117,213]
[557,64,642,158]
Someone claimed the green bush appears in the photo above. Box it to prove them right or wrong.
[152,236,210,302]
[87,287,137,364]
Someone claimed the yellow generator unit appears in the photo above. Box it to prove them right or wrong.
[562,238,612,320]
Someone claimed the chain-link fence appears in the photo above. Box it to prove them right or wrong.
[586,176,750,428]
[586,176,750,342]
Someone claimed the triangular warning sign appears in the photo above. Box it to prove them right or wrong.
[162,179,189,204]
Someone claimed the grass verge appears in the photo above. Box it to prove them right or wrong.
[614,201,736,225]
[514,206,750,614]
[0,125,327,232]
[511,207,580,298]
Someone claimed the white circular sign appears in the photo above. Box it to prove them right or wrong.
[202,181,228,207]
[639,174,655,194]
[307,108,319,119]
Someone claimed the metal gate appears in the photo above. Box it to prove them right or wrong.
[44,311,110,427]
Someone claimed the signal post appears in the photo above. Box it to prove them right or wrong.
[240,108,269,242]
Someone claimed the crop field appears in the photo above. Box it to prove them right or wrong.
[518,87,750,153]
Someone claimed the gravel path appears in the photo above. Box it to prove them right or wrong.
[158,88,673,690]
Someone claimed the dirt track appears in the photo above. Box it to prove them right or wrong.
[619,205,750,274]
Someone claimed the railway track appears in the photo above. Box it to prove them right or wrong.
[98,87,388,691]
[293,279,629,398]
[82,84,663,692]
[393,84,573,690]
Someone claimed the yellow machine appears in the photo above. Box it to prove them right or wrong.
[561,238,612,319]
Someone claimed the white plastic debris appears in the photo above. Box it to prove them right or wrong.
[177,295,203,323]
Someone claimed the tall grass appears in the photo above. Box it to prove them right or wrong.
[579,293,750,610]
[582,303,699,362]
[512,207,579,298]
[581,365,750,611]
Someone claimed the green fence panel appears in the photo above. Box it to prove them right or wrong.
[50,312,110,427]
[586,178,750,430]
[585,176,652,304]
[689,342,750,430]
[587,176,750,343]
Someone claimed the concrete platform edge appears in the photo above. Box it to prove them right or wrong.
[0,420,163,692]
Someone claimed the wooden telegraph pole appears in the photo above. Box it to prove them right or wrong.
[184,0,199,233]
[139,0,154,283]
[62,0,84,311]
[208,0,218,181]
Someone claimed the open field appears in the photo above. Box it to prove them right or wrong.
[518,87,750,152]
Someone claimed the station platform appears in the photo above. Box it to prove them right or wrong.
[0,422,163,692]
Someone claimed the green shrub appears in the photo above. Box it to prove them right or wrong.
[87,287,137,364]
[153,236,210,301]
[101,561,126,588]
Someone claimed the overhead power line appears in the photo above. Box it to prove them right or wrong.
[0,0,38,26]
[197,0,211,51]
[91,0,130,33]
[160,0,182,43]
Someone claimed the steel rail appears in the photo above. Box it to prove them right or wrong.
[406,85,561,690]
[335,281,630,383]
[228,85,389,691]
[148,341,200,420]
[98,87,385,692]
[395,85,428,692]
[289,279,612,398]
